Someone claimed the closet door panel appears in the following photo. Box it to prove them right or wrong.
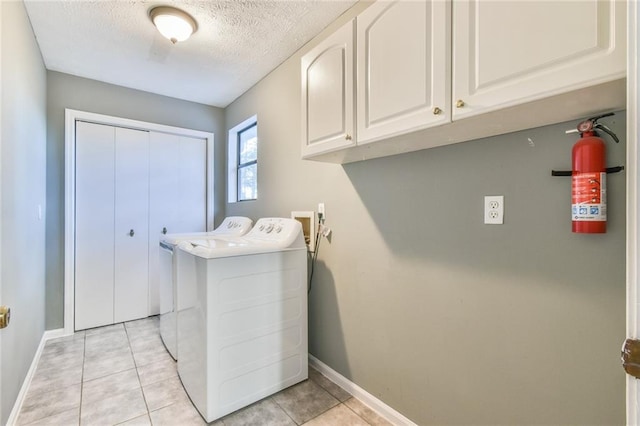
[148,132,206,315]
[114,127,150,323]
[169,136,206,232]
[75,121,115,330]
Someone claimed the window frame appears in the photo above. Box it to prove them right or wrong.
[227,115,258,203]
[236,122,257,202]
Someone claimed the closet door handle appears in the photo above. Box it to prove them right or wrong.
[129,229,135,237]
[162,227,167,235]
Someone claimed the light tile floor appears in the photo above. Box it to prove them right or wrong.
[16,316,392,426]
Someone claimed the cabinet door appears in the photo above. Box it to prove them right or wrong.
[148,132,206,315]
[453,0,626,120]
[114,127,150,323]
[301,19,355,158]
[357,0,450,144]
[75,122,116,331]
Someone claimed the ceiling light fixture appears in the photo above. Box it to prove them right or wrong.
[149,6,198,44]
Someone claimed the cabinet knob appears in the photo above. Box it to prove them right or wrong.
[456,100,465,108]
[345,134,352,141]
[129,229,135,237]
[162,227,167,235]
[433,107,442,115]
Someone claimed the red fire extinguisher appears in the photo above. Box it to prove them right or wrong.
[571,113,619,234]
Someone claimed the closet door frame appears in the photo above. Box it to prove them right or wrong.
[64,109,214,336]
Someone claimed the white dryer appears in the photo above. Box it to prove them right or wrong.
[158,216,253,360]
[176,217,308,422]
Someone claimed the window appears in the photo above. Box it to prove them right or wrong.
[237,123,257,201]
[228,115,258,202]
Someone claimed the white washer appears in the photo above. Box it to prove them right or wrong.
[159,216,253,360]
[176,218,308,422]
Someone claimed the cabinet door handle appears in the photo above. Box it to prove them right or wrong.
[433,107,442,115]
[456,100,465,108]
[129,229,135,237]
[162,227,167,235]
[345,134,352,141]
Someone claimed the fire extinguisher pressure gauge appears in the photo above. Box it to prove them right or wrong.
[577,120,594,133]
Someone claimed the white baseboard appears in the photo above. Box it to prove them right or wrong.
[308,354,417,426]
[6,328,65,426]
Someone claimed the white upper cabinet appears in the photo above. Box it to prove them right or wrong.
[357,0,450,144]
[301,0,626,163]
[301,20,355,158]
[452,0,626,120]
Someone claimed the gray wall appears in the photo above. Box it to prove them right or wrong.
[225,5,626,424]
[46,71,226,329]
[1,2,47,424]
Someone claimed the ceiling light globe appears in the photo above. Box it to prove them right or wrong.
[150,6,197,44]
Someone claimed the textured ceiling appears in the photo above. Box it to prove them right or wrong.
[24,0,357,107]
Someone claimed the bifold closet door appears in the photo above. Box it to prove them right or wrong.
[114,127,150,323]
[148,132,206,315]
[75,122,150,330]
[75,121,116,330]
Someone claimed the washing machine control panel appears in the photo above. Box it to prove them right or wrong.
[247,218,302,243]
[215,216,253,235]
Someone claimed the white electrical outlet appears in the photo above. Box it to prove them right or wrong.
[318,203,325,219]
[484,196,504,225]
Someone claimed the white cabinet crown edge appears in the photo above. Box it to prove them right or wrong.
[63,108,215,336]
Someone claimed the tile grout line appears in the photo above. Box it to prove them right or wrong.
[268,396,300,426]
[123,321,153,424]
[308,372,350,421]
[305,370,374,426]
[341,401,375,426]
[79,331,86,426]
[302,402,341,425]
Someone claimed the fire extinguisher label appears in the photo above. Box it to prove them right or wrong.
[572,172,606,221]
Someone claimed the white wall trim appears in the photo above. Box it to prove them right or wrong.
[627,1,639,424]
[6,329,65,426]
[64,109,215,336]
[308,355,417,426]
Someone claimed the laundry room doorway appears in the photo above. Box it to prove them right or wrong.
[64,109,215,334]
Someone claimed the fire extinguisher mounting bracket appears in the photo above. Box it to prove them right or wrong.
[551,166,624,177]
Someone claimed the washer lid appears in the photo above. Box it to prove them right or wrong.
[160,216,253,245]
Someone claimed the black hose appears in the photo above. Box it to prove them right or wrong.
[308,216,323,294]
